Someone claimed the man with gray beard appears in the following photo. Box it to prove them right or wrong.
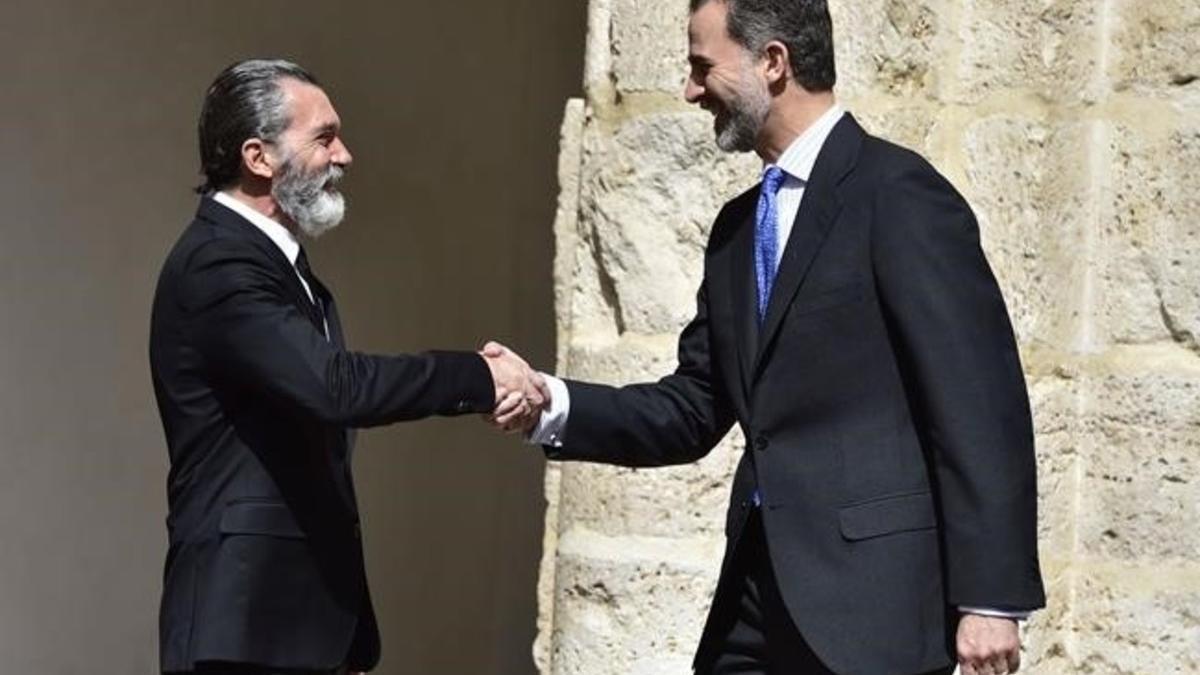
[149,59,541,674]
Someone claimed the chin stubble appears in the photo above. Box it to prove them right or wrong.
[713,63,771,153]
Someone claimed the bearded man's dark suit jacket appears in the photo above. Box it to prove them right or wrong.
[547,114,1046,674]
[150,197,494,673]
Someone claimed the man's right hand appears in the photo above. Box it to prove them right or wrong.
[479,341,548,432]
[957,614,1021,674]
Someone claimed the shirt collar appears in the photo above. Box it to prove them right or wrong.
[768,103,846,183]
[212,191,301,265]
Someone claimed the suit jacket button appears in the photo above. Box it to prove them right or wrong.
[754,436,769,451]
[353,523,362,539]
[456,399,470,412]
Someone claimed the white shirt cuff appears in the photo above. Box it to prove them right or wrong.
[959,606,1031,621]
[527,373,569,447]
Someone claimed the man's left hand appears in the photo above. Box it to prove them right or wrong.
[957,613,1021,674]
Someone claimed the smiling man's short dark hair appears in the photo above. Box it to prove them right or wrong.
[690,0,836,92]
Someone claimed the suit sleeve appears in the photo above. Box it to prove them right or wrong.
[181,239,494,427]
[546,279,735,467]
[870,155,1046,611]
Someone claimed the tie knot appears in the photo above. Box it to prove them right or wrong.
[761,165,787,195]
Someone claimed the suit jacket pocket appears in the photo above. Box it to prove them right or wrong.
[219,500,307,539]
[838,490,936,541]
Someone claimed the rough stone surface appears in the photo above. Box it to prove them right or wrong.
[1100,123,1200,350]
[1027,375,1080,558]
[579,111,757,335]
[1110,0,1200,97]
[1020,563,1075,672]
[610,0,690,95]
[1078,371,1200,560]
[831,0,947,100]
[1079,424,1199,559]
[952,0,1101,104]
[1070,566,1200,673]
[852,105,939,159]
[557,434,741,539]
[547,533,723,674]
[537,100,590,675]
[962,116,1092,348]
[564,334,683,384]
[538,1,1200,673]
[555,100,621,346]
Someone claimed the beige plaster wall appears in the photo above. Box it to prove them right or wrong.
[537,1,1200,672]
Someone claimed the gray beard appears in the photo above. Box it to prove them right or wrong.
[272,159,346,239]
[714,75,770,153]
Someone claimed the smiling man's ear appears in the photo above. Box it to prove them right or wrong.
[762,40,791,86]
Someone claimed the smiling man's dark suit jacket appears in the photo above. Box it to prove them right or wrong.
[150,197,494,673]
[547,114,1046,674]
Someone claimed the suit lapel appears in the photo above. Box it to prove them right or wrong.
[323,291,353,460]
[751,115,864,379]
[197,197,329,335]
[294,271,331,337]
[728,198,759,401]
[317,283,346,348]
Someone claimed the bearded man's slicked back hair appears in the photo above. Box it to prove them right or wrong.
[196,59,319,194]
[690,0,836,92]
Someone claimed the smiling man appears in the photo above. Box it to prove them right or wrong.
[491,1,1047,673]
[150,60,540,675]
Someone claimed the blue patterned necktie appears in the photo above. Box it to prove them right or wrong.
[751,166,786,509]
[755,165,788,324]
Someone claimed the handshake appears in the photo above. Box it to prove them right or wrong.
[478,341,550,434]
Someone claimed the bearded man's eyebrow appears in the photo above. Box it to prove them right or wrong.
[313,122,339,139]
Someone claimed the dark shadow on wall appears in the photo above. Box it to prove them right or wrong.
[0,2,585,673]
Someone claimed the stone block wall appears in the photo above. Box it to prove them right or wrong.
[536,1,1199,672]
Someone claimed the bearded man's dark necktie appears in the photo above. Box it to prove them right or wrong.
[295,247,329,340]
